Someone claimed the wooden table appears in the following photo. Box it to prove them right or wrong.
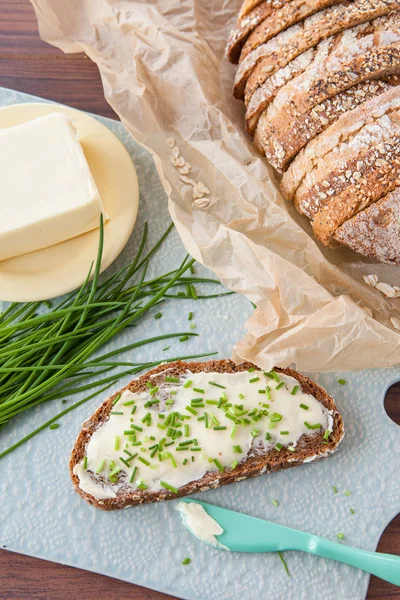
[0,1,399,598]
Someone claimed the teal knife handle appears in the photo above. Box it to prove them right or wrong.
[304,536,400,587]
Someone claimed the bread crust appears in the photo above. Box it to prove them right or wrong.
[234,0,399,101]
[70,360,344,510]
[334,187,400,264]
[254,78,399,172]
[281,84,400,202]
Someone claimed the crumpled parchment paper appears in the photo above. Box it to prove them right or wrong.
[29,0,400,371]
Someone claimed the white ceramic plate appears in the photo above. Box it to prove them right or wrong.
[0,103,139,302]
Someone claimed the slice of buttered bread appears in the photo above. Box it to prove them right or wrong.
[70,360,344,510]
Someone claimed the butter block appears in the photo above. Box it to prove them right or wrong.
[0,112,105,261]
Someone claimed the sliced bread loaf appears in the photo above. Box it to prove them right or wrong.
[281,85,400,203]
[70,360,344,510]
[227,0,288,64]
[334,187,400,264]
[240,0,342,60]
[234,0,399,101]
[254,78,400,172]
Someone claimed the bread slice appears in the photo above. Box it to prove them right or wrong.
[254,78,400,172]
[281,85,400,204]
[278,86,400,243]
[312,141,400,245]
[239,0,268,19]
[227,0,288,64]
[234,0,399,101]
[70,360,344,510]
[334,187,400,264]
[253,14,400,164]
[240,0,341,61]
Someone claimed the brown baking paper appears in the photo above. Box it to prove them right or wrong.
[30,0,400,371]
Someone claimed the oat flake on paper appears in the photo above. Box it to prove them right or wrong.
[30,0,400,371]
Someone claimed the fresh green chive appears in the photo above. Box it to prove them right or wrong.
[258,389,266,394]
[213,458,224,472]
[162,346,170,351]
[275,443,283,451]
[112,394,122,406]
[333,486,338,494]
[209,381,226,389]
[184,424,190,437]
[238,393,244,400]
[95,460,105,474]
[188,312,193,321]
[278,552,290,577]
[231,425,237,439]
[137,482,148,490]
[249,377,260,383]
[183,379,192,388]
[338,379,346,385]
[109,466,121,479]
[337,533,345,540]
[233,445,242,453]
[182,557,191,565]
[270,412,282,422]
[275,381,285,390]
[165,376,180,383]
[248,367,256,373]
[131,406,137,415]
[182,459,188,465]
[304,421,321,430]
[299,403,309,411]
[114,436,120,451]
[191,447,202,452]
[83,456,88,470]
[265,432,272,441]
[251,429,259,437]
[213,426,227,431]
[154,312,162,319]
[185,406,198,416]
[231,460,238,470]
[206,400,218,406]
[129,466,138,483]
[160,481,178,494]
[138,457,150,466]
[49,424,60,430]
[193,387,205,394]
[280,431,290,435]
[291,385,300,395]
[323,429,330,440]
[179,335,189,342]
[122,399,136,407]
[272,499,279,507]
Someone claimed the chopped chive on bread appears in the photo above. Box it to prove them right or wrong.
[70,360,344,511]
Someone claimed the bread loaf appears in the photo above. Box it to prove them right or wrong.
[234,0,399,101]
[334,187,400,264]
[227,0,340,64]
[255,78,400,172]
[228,0,400,263]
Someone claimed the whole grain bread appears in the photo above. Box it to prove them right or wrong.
[334,187,400,264]
[244,9,400,140]
[239,0,269,19]
[70,360,344,510]
[234,0,399,101]
[254,78,400,172]
[281,85,400,204]
[277,86,400,243]
[240,0,341,60]
[227,0,288,64]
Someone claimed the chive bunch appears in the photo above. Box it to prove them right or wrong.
[0,218,228,458]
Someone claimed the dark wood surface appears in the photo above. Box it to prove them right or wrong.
[0,1,399,598]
